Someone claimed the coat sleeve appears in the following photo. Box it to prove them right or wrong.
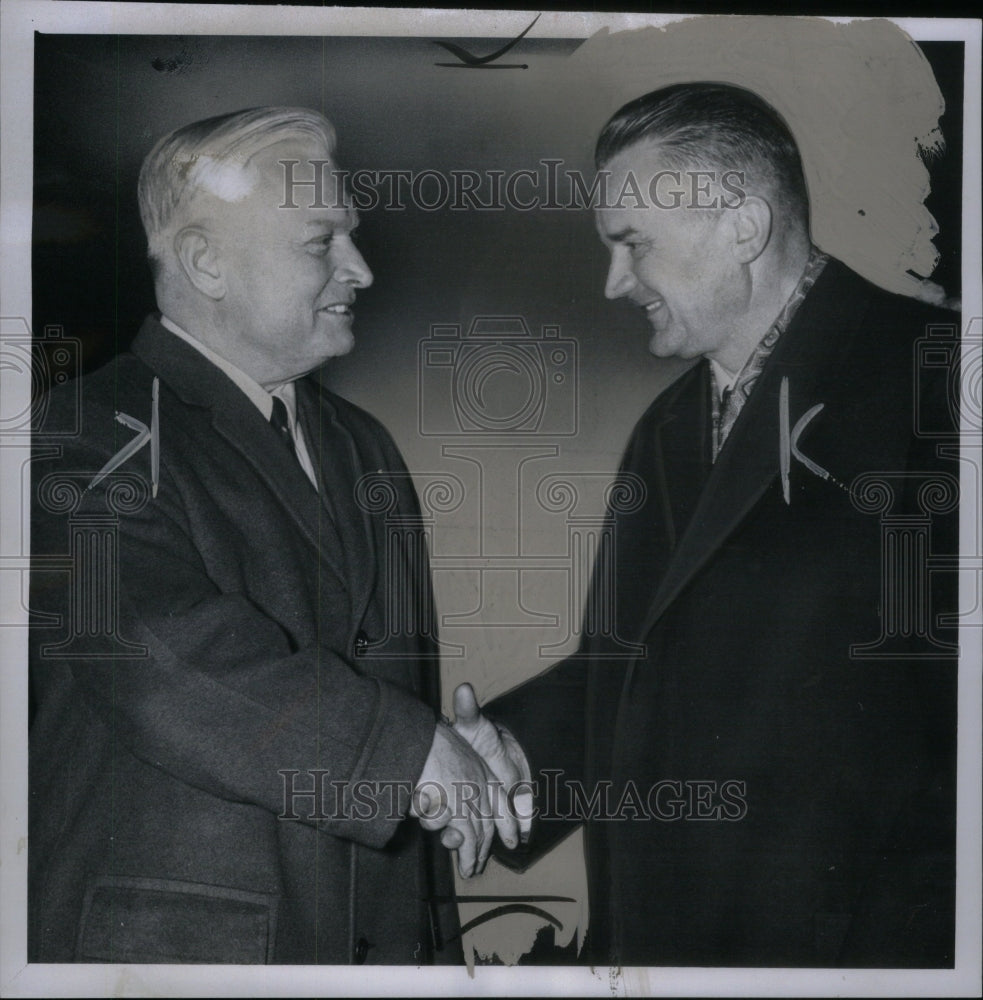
[30,398,437,851]
[484,421,656,870]
[485,658,593,870]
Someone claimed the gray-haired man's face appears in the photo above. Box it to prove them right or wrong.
[209,138,372,386]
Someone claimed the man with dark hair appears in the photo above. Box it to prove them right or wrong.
[464,81,958,967]
[28,106,520,965]
[594,81,811,224]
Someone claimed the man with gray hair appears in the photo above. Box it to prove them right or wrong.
[29,107,520,964]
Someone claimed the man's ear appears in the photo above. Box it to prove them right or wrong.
[729,195,772,264]
[173,226,225,299]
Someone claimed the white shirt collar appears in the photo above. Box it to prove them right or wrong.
[159,314,289,423]
[158,315,318,490]
[709,357,740,394]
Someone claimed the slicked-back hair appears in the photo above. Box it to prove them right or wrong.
[138,106,337,274]
[595,82,810,226]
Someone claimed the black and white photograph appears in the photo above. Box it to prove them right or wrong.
[1,3,981,996]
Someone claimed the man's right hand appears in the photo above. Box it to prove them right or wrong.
[410,721,519,878]
[450,682,533,845]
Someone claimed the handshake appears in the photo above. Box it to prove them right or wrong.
[411,683,532,878]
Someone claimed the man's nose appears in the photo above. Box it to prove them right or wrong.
[604,249,636,300]
[337,240,373,289]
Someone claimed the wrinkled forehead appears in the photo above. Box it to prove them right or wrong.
[594,139,735,240]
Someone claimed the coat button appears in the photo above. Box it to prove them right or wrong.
[353,936,372,964]
[354,631,369,656]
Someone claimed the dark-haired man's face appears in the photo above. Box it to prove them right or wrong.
[595,142,749,366]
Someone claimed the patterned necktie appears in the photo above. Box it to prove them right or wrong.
[711,247,829,460]
[269,395,296,457]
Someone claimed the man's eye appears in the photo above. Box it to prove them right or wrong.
[310,230,357,253]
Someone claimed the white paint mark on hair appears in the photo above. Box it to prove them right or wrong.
[187,154,256,203]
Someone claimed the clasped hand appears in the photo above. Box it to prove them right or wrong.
[410,683,531,877]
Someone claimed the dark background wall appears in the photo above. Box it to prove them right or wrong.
[31,30,965,702]
[32,32,962,441]
[27,28,968,954]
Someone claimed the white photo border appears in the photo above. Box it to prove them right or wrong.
[1,3,980,996]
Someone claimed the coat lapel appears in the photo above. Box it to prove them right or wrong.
[604,365,709,645]
[130,317,346,582]
[648,363,712,553]
[636,259,869,639]
[295,378,379,629]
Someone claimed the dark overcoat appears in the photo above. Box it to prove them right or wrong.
[493,259,959,967]
[29,316,457,964]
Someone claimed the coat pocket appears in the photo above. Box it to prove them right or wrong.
[76,875,278,963]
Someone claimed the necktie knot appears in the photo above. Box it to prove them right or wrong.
[269,395,296,456]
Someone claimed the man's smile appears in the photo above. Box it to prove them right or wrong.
[640,296,668,325]
[318,300,354,316]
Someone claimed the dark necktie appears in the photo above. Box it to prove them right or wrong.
[269,395,296,457]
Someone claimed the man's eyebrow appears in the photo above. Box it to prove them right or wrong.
[603,226,640,243]
[303,211,359,234]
